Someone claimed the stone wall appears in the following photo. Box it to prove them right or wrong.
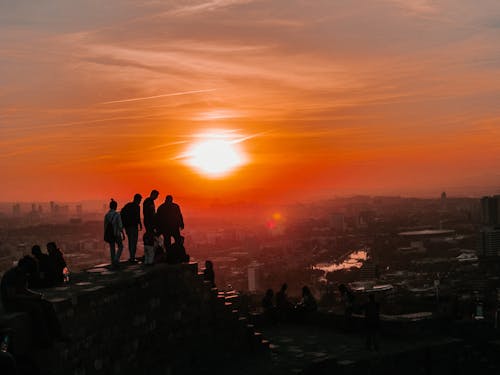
[1,262,266,375]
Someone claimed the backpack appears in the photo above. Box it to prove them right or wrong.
[104,214,116,243]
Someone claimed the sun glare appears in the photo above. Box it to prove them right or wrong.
[184,131,248,178]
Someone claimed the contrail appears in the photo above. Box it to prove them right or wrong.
[100,89,217,105]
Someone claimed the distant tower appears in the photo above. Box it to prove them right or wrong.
[440,192,447,211]
[31,203,37,213]
[76,204,83,217]
[248,261,261,292]
[12,203,21,217]
[479,195,500,257]
[50,201,56,216]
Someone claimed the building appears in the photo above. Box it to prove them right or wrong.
[479,227,500,257]
[479,195,500,257]
[480,195,500,226]
[247,261,262,292]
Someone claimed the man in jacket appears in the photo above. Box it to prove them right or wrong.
[121,193,142,263]
[155,195,184,250]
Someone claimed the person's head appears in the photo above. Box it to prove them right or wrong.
[150,190,159,200]
[133,193,142,204]
[17,255,38,276]
[31,245,42,257]
[302,286,311,297]
[280,283,288,292]
[46,241,58,254]
[265,289,274,298]
[166,195,173,203]
[205,260,213,269]
[109,199,118,210]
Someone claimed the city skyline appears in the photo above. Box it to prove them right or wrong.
[1,1,499,204]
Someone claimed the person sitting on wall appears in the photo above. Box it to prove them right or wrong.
[203,260,215,288]
[294,285,318,322]
[46,242,67,283]
[166,236,189,264]
[1,256,63,347]
[31,245,57,288]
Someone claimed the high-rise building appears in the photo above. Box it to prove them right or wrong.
[480,196,500,226]
[479,227,500,257]
[440,192,447,211]
[247,261,261,292]
[479,195,500,257]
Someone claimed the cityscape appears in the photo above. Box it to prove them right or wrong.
[1,194,499,311]
[1,0,500,374]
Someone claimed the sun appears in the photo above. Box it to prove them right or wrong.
[184,131,247,177]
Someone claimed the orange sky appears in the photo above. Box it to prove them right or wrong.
[1,0,499,204]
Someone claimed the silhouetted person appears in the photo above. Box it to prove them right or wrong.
[31,245,57,288]
[104,199,125,268]
[296,286,317,313]
[143,190,159,233]
[276,283,293,321]
[339,283,355,331]
[262,289,277,324]
[1,256,62,347]
[166,236,189,264]
[46,242,66,284]
[121,193,143,263]
[155,195,184,250]
[143,230,155,265]
[363,294,380,351]
[203,260,215,288]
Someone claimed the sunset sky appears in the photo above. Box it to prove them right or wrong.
[1,0,499,205]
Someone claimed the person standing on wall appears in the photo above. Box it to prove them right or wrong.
[121,193,143,263]
[104,199,125,268]
[143,190,159,233]
[155,195,184,250]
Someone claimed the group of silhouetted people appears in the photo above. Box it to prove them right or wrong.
[262,283,318,323]
[261,282,380,350]
[1,250,67,350]
[104,190,188,268]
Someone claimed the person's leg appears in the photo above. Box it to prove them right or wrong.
[109,242,116,266]
[172,228,182,244]
[129,226,138,260]
[163,234,172,251]
[115,239,123,264]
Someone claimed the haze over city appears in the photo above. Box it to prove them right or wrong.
[1,0,499,206]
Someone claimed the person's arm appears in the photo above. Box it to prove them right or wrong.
[178,207,184,230]
[136,205,142,231]
[117,214,125,240]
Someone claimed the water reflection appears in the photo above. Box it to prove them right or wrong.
[314,250,367,274]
